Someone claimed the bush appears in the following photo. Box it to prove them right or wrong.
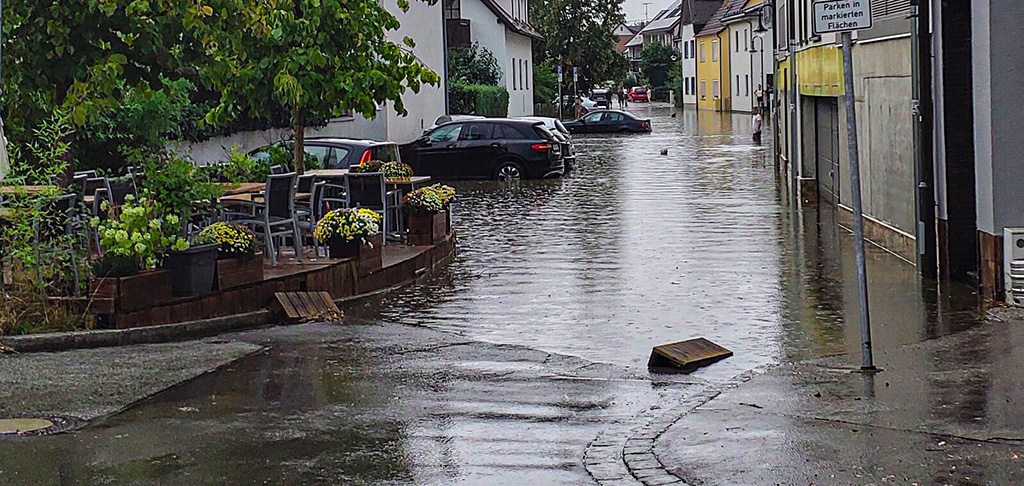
[92,253,142,278]
[449,84,509,117]
[448,43,502,85]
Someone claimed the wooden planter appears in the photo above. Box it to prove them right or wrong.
[408,212,447,246]
[329,233,383,276]
[215,253,265,290]
[89,269,173,313]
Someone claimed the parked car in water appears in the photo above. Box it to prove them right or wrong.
[518,116,576,171]
[553,95,597,115]
[590,89,613,109]
[562,110,652,134]
[400,119,564,180]
[628,87,649,102]
[249,138,401,169]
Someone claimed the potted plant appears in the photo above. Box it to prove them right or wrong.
[197,222,264,290]
[348,160,383,173]
[381,162,414,181]
[164,236,219,297]
[403,184,455,245]
[314,208,383,274]
[92,196,184,309]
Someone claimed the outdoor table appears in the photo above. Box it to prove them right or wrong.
[0,185,56,195]
[216,182,265,196]
[306,169,349,179]
[386,176,432,193]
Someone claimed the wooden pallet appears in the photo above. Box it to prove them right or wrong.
[648,337,732,372]
[274,292,344,322]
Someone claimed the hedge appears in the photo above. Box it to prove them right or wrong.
[449,83,509,117]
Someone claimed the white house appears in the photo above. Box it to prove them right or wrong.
[445,0,541,116]
[177,0,449,163]
[722,2,774,113]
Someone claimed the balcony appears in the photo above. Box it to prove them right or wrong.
[446,19,471,49]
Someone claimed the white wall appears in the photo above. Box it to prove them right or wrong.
[385,0,448,143]
[466,0,509,84]
[506,32,535,116]
[681,24,698,105]
[728,20,754,112]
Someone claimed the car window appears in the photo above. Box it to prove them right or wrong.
[429,124,463,142]
[583,112,603,123]
[533,124,556,140]
[461,123,494,141]
[493,124,525,140]
[304,145,331,169]
[635,88,647,94]
[602,112,624,122]
[370,144,399,162]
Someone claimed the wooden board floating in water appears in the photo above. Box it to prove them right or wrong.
[274,292,344,322]
[648,338,733,372]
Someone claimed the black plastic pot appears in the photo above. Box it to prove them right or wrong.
[164,243,219,297]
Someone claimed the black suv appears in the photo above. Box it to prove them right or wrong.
[400,119,564,180]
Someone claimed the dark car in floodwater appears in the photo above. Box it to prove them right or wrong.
[562,110,652,134]
[400,119,564,180]
[249,138,401,169]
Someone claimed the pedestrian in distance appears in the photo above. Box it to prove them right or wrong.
[616,89,624,108]
[575,95,583,119]
[755,84,764,112]
[622,87,629,108]
[752,107,763,144]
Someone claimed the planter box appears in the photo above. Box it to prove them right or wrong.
[408,212,447,246]
[329,233,383,276]
[89,269,173,313]
[216,253,265,290]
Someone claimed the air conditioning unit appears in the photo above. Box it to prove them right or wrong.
[1005,228,1024,306]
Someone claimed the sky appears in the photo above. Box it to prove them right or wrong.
[621,0,676,24]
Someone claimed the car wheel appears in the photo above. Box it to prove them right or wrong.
[495,161,523,181]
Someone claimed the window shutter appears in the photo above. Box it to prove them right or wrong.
[872,0,911,20]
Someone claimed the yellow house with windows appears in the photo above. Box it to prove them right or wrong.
[695,0,746,111]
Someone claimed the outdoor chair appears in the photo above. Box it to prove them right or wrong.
[91,176,137,256]
[74,170,97,179]
[343,172,402,245]
[296,181,328,258]
[232,172,304,266]
[270,165,285,175]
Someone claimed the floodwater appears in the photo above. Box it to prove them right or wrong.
[355,103,983,381]
[0,105,988,485]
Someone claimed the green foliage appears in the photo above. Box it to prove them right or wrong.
[530,0,627,93]
[137,152,222,222]
[402,184,455,214]
[196,0,441,173]
[448,43,502,85]
[4,110,75,185]
[91,253,142,278]
[449,84,510,117]
[93,196,189,270]
[75,79,197,172]
[209,147,274,183]
[533,61,558,104]
[639,43,679,88]
[666,62,684,106]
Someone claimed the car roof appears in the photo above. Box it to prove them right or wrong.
[444,118,541,126]
[304,137,394,146]
[586,109,639,117]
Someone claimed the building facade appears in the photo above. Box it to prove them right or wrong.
[721,0,774,113]
[679,0,725,107]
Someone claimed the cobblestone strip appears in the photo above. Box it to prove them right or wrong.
[584,385,719,486]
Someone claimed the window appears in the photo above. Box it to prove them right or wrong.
[369,144,399,163]
[525,60,529,89]
[602,112,624,122]
[429,123,463,142]
[520,59,525,90]
[712,40,718,61]
[745,75,750,96]
[735,31,739,52]
[303,145,331,169]
[872,0,912,20]
[700,79,706,98]
[495,124,530,139]
[461,123,494,140]
[744,28,749,51]
[736,75,740,95]
[690,40,695,57]
[444,0,460,19]
[712,79,719,99]
[778,5,788,50]
[700,42,706,62]
[512,58,517,90]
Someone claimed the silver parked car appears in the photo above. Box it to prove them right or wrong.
[518,116,576,171]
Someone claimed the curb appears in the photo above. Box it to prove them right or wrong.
[583,384,720,486]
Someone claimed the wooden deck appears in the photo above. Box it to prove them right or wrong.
[104,238,455,329]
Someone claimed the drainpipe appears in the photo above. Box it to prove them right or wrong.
[771,0,780,168]
[717,31,725,112]
[788,0,799,196]
[442,7,450,115]
[911,0,937,278]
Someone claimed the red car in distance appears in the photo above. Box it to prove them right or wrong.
[629,87,649,102]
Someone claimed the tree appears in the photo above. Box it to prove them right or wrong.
[529,0,626,93]
[639,43,679,88]
[448,43,502,85]
[533,61,558,104]
[197,0,440,173]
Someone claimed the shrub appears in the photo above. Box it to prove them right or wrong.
[196,223,259,258]
[314,209,382,245]
[403,184,456,214]
[93,196,189,270]
[448,43,502,85]
[91,253,142,278]
[449,83,509,117]
[137,151,222,222]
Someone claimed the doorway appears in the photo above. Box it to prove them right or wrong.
[814,97,841,206]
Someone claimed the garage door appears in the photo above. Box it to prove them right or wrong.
[815,97,841,205]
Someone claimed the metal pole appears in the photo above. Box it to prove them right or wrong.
[788,2,799,197]
[558,66,563,120]
[910,0,937,278]
[841,31,874,370]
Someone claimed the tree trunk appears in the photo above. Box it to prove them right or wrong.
[292,108,306,175]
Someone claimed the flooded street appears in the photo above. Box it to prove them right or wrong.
[357,103,982,381]
[0,105,990,485]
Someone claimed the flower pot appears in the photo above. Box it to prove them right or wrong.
[215,253,265,290]
[164,243,219,297]
[408,212,447,246]
[329,234,383,276]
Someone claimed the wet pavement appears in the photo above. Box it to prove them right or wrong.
[0,105,1001,485]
